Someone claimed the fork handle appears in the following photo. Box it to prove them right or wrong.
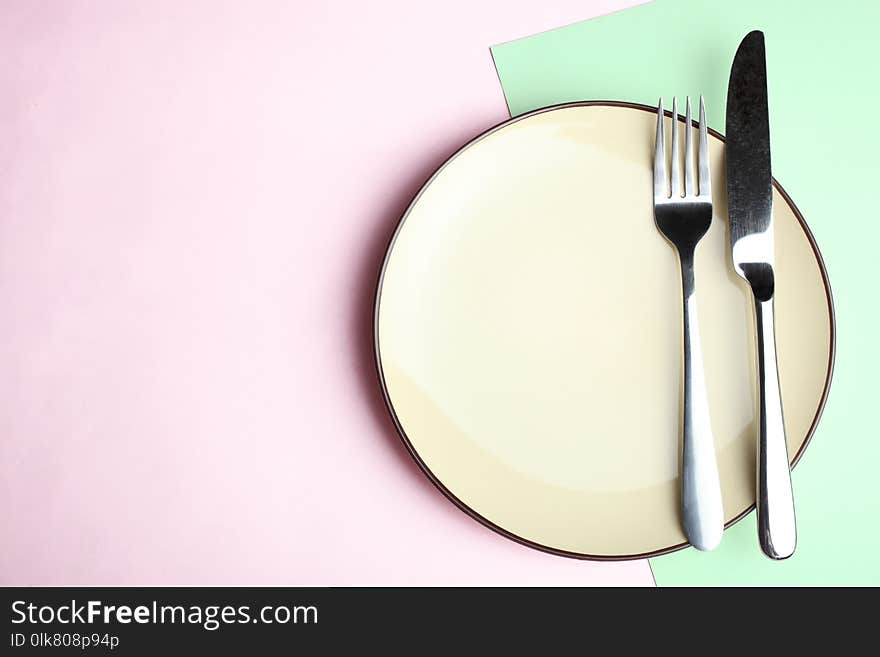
[679,252,724,551]
[753,296,797,559]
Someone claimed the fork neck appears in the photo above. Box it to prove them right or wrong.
[676,245,697,296]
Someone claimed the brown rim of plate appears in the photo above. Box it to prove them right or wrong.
[371,100,837,561]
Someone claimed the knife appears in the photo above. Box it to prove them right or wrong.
[726,30,797,560]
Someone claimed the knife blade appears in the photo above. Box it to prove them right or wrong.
[727,30,774,299]
[725,30,797,560]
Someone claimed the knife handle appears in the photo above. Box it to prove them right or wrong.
[754,296,797,559]
[679,253,724,551]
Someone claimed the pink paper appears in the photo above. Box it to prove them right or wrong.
[0,0,652,585]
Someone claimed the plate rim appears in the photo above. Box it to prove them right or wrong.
[371,99,837,561]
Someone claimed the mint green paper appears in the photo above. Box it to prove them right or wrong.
[492,0,880,585]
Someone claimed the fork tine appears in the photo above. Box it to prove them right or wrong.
[670,97,680,198]
[654,98,667,198]
[698,95,711,197]
[684,97,694,196]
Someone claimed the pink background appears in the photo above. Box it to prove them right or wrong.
[0,0,652,585]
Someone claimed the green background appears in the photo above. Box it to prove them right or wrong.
[492,0,879,585]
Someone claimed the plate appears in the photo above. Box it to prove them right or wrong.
[374,102,834,559]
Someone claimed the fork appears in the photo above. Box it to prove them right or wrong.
[653,96,724,551]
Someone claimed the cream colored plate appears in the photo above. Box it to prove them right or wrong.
[375,102,834,559]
